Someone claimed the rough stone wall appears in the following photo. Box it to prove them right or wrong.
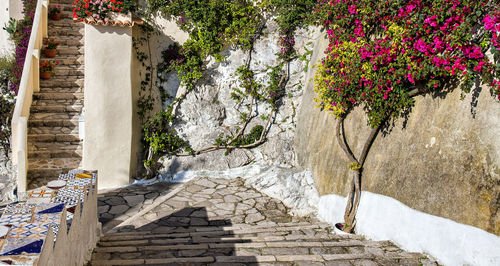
[294,33,500,235]
[154,20,321,176]
[0,148,16,202]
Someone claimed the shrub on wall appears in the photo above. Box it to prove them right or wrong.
[313,0,499,232]
[136,0,316,177]
[1,0,36,153]
[9,0,36,94]
[0,57,14,153]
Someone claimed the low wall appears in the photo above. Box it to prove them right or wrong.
[0,1,13,56]
[295,33,500,235]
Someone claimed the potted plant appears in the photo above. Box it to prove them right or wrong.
[39,60,58,80]
[49,5,62,20]
[44,39,58,58]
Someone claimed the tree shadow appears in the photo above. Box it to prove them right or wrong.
[101,207,259,265]
[382,77,464,137]
[470,77,482,119]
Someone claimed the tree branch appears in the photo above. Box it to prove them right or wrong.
[359,123,382,166]
[336,117,358,164]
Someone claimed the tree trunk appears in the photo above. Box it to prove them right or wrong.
[335,115,383,233]
[144,146,160,179]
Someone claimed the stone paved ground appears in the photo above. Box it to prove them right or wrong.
[91,177,437,265]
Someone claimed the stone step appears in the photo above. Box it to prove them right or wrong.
[48,26,84,37]
[39,77,84,88]
[108,222,334,235]
[31,104,83,113]
[36,86,83,94]
[104,223,336,239]
[28,125,79,135]
[44,35,84,47]
[28,142,81,152]
[27,157,81,181]
[57,10,84,21]
[33,92,83,101]
[48,27,85,37]
[97,223,364,247]
[90,253,385,265]
[28,133,80,143]
[91,235,423,264]
[42,46,84,57]
[47,19,84,30]
[28,157,81,170]
[98,234,350,248]
[42,55,84,67]
[31,98,83,108]
[28,117,79,128]
[28,149,82,159]
[29,111,80,120]
[48,65,84,77]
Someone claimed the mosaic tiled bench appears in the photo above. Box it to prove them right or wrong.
[0,170,99,265]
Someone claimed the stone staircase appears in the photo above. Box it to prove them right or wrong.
[27,0,84,189]
[90,223,432,265]
[88,177,437,265]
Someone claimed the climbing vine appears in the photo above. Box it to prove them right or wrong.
[136,0,315,177]
[313,0,500,233]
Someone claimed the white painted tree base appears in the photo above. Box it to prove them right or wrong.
[318,192,500,266]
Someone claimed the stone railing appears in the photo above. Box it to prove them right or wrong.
[10,0,49,195]
[0,170,100,265]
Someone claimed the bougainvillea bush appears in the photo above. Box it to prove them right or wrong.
[314,0,500,127]
[10,0,36,94]
[72,0,134,21]
[313,0,500,232]
[1,0,36,152]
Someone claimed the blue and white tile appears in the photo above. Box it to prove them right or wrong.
[0,238,44,256]
[35,203,64,214]
[0,214,32,226]
[2,204,36,215]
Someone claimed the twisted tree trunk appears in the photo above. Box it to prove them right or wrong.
[336,115,382,233]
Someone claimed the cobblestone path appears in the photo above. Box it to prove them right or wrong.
[90,177,437,265]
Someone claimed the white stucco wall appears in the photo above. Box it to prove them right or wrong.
[83,24,140,189]
[0,0,14,56]
[8,0,22,20]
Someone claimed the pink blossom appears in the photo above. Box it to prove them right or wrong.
[407,73,415,83]
[414,38,428,53]
[348,5,358,14]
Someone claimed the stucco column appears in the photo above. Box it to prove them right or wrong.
[83,24,141,189]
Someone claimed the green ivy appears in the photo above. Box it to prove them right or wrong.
[215,125,264,146]
[143,109,193,156]
[138,0,314,177]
